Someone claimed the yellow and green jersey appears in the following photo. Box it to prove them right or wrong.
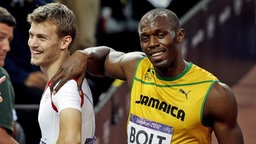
[128,57,218,144]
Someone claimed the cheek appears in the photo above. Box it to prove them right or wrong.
[161,36,173,45]
[167,47,179,60]
[40,50,59,66]
[46,48,59,59]
[140,42,147,51]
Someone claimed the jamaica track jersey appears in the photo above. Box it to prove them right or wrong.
[128,57,218,144]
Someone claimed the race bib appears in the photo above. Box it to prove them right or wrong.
[128,114,173,144]
[85,136,96,144]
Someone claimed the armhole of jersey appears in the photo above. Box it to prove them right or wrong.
[50,78,85,113]
[51,94,58,112]
[130,57,145,92]
[201,80,219,127]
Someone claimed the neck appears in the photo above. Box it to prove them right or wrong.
[156,59,187,77]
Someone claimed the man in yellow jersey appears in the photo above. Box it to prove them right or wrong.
[50,8,244,144]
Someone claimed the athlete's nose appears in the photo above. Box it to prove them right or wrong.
[148,36,160,49]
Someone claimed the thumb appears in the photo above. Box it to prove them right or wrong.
[0,76,6,84]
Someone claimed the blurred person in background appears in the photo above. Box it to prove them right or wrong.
[1,0,50,105]
[0,6,25,144]
[0,1,53,143]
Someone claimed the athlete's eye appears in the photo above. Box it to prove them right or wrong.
[0,33,5,41]
[140,35,149,42]
[157,32,166,39]
[38,35,47,41]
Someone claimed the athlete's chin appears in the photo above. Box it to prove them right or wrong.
[0,61,4,67]
[30,59,41,66]
[153,60,169,69]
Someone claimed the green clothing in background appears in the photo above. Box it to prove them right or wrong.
[0,67,15,133]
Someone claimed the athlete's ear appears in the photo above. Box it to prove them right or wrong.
[60,35,72,50]
[176,28,185,43]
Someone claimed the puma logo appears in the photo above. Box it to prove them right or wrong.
[179,89,191,99]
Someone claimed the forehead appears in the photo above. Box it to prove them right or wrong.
[0,23,14,37]
[139,15,171,33]
[29,21,58,35]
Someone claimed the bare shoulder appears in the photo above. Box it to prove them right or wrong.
[121,51,145,86]
[204,82,243,143]
[204,81,238,125]
[208,82,236,105]
[108,50,145,62]
[121,51,145,70]
[105,51,145,86]
[122,51,145,63]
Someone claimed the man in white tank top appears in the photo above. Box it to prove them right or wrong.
[27,3,95,144]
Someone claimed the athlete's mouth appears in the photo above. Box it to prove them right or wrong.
[31,50,43,58]
[151,51,164,57]
[32,50,43,55]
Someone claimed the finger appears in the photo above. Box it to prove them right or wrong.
[50,68,64,92]
[0,76,6,84]
[77,72,86,90]
[52,76,70,94]
[0,96,3,102]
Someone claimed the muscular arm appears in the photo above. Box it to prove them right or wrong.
[51,46,144,92]
[204,82,244,144]
[104,50,145,87]
[84,46,144,84]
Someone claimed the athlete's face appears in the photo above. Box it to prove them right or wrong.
[139,15,182,70]
[28,21,62,67]
[0,23,13,66]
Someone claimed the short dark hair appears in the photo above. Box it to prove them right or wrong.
[139,8,180,32]
[0,7,16,27]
